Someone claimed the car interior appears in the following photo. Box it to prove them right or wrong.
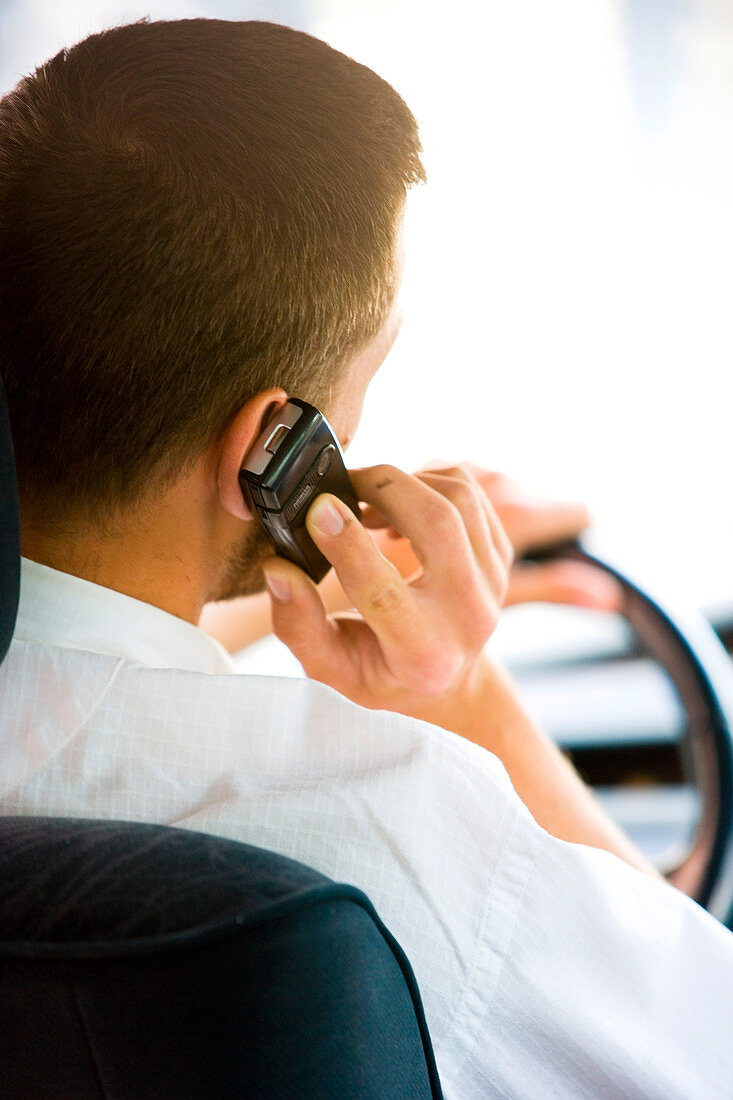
[2,4,733,1093]
[2,368,733,1097]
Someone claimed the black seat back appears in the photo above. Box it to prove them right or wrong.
[0,377,19,665]
[0,817,441,1098]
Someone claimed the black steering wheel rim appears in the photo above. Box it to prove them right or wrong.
[534,536,733,924]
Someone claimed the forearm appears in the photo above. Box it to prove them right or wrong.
[420,658,658,877]
[199,592,272,653]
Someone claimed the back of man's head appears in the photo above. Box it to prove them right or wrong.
[0,19,423,526]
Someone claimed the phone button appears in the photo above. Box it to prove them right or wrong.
[316,445,335,476]
[264,424,291,455]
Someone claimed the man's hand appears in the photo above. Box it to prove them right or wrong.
[263,461,654,874]
[468,468,621,610]
[262,463,512,726]
[346,464,621,614]
[200,463,619,655]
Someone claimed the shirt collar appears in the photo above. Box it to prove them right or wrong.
[15,557,237,674]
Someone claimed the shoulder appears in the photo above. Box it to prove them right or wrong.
[0,639,543,1086]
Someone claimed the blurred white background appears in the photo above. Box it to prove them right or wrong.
[2,0,732,612]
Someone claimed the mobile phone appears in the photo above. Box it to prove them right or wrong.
[239,398,360,583]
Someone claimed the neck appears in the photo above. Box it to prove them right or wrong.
[21,530,205,625]
[20,481,224,626]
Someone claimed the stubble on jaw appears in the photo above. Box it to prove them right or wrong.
[213,517,277,602]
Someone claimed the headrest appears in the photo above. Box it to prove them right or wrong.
[0,376,20,666]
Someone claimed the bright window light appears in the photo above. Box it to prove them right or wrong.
[2,0,731,609]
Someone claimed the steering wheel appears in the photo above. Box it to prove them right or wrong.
[530,536,733,926]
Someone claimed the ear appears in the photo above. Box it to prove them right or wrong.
[217,388,288,521]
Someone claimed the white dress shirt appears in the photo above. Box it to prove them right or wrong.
[2,557,733,1099]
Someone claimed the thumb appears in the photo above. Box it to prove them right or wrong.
[262,558,349,681]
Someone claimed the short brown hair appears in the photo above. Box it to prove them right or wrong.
[0,19,423,524]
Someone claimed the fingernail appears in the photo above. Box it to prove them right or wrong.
[264,571,291,601]
[310,497,344,536]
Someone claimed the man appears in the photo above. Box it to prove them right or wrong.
[0,19,731,1097]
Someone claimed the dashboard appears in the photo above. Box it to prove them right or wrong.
[502,602,733,872]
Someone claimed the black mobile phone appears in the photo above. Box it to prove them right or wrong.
[239,398,360,583]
